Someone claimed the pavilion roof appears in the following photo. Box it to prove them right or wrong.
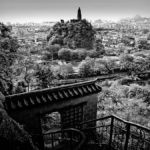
[5,80,101,111]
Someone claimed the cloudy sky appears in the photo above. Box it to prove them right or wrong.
[0,0,150,23]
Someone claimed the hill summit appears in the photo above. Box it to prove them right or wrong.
[47,8,95,50]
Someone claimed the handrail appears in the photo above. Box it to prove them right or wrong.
[112,114,150,131]
[81,114,150,131]
[80,114,150,150]
[80,115,111,125]
[43,128,86,150]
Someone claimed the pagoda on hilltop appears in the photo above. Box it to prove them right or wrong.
[70,7,82,23]
[77,7,82,20]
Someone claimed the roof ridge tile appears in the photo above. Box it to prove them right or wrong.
[5,80,102,111]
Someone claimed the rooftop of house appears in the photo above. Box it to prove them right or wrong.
[5,80,101,111]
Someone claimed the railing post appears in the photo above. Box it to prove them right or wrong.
[51,133,54,148]
[124,123,130,150]
[109,116,114,150]
[70,131,73,150]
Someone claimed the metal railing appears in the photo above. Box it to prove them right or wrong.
[80,115,150,150]
[42,128,86,150]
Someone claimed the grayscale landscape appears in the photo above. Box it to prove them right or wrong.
[0,0,150,150]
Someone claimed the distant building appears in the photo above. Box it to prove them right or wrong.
[70,7,82,23]
[77,7,82,20]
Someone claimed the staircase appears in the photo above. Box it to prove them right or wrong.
[43,128,86,150]
[42,115,150,150]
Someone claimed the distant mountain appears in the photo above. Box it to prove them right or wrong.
[133,15,150,22]
[119,15,150,23]
[133,15,143,21]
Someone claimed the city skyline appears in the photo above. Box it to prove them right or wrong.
[1,0,150,23]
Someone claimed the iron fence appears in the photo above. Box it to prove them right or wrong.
[80,115,150,150]
[42,128,86,150]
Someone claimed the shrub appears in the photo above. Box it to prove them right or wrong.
[78,57,94,77]
[118,77,133,85]
[87,50,99,58]
[101,80,112,87]
[51,63,74,79]
[58,48,72,61]
[76,49,87,60]
[71,50,79,60]
[35,64,54,88]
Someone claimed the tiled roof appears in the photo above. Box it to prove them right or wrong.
[5,80,101,111]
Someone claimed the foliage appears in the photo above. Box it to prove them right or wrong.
[51,63,74,79]
[87,50,101,58]
[43,44,60,60]
[0,92,38,150]
[121,36,135,47]
[58,48,72,61]
[147,34,150,40]
[0,23,19,95]
[137,39,150,50]
[78,57,95,77]
[71,48,87,60]
[96,58,117,74]
[98,80,150,127]
[35,64,54,89]
[47,19,95,49]
[58,48,100,61]
[120,54,149,76]
[71,50,79,60]
[94,39,105,54]
[14,81,27,94]
[119,54,135,75]
[78,57,119,77]
[142,29,149,34]
[57,47,104,61]
[41,112,61,133]
[12,54,35,93]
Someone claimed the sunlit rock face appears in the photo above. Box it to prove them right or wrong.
[0,92,38,150]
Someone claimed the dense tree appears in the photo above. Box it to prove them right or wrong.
[52,63,74,79]
[0,23,19,95]
[147,34,150,40]
[71,50,79,60]
[96,58,117,74]
[47,19,95,49]
[98,80,150,127]
[121,36,135,47]
[43,44,60,61]
[35,64,54,89]
[78,57,95,77]
[58,48,72,61]
[13,54,35,93]
[120,54,134,74]
[120,54,149,76]
[75,49,87,60]
[142,29,149,34]
[94,39,105,54]
[137,39,150,50]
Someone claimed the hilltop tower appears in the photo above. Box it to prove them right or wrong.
[77,7,82,20]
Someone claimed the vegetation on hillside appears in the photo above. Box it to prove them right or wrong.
[0,23,19,95]
[47,19,95,49]
[1,19,150,130]
[98,79,150,127]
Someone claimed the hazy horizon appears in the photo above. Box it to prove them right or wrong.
[1,0,150,24]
